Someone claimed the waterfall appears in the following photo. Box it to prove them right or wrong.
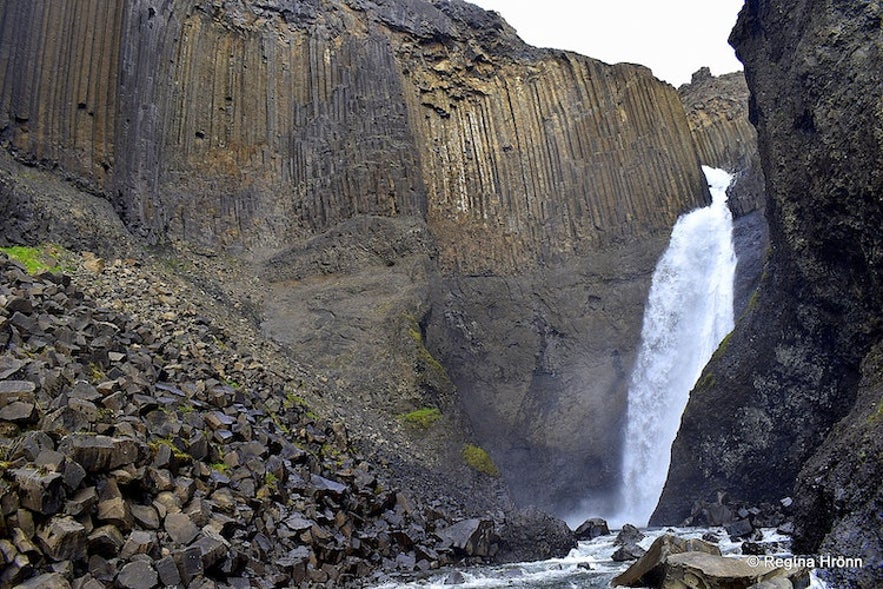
[614,166,737,527]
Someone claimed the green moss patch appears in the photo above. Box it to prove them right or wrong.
[462,444,500,477]
[399,407,442,429]
[0,245,65,274]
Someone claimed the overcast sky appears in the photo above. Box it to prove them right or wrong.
[468,0,745,87]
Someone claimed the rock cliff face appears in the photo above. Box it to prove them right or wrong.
[0,0,710,513]
[677,67,768,319]
[655,1,882,584]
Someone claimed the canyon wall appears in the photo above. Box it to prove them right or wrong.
[678,68,768,319]
[655,1,882,584]
[0,0,710,513]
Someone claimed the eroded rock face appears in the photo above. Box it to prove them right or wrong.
[678,68,769,319]
[0,0,711,513]
[654,4,883,585]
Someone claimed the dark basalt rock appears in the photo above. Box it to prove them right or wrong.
[655,0,883,586]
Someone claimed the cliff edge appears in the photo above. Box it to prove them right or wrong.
[654,1,882,585]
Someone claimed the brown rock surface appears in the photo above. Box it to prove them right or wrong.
[0,0,713,516]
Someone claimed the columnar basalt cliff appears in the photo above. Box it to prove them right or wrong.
[655,1,882,585]
[678,68,768,319]
[0,0,710,514]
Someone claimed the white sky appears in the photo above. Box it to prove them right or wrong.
[468,0,745,87]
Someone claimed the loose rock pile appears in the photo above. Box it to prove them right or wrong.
[0,254,561,588]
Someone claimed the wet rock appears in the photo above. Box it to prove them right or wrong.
[613,534,721,587]
[614,524,645,546]
[664,552,807,589]
[494,507,576,564]
[574,517,610,540]
[725,519,755,540]
[611,543,647,562]
[444,570,466,584]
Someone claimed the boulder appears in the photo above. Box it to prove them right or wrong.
[614,524,645,546]
[14,467,66,515]
[612,543,647,562]
[574,517,610,540]
[663,552,806,589]
[493,507,576,564]
[58,434,140,472]
[613,534,721,587]
[36,516,87,561]
[116,560,159,589]
[436,519,495,558]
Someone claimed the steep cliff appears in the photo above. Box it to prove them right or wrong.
[678,67,768,319]
[654,1,883,584]
[0,0,710,514]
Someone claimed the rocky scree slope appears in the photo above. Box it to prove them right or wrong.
[0,0,712,515]
[654,1,882,586]
[0,252,575,589]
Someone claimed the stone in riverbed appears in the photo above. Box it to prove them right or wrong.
[663,552,808,588]
[613,534,721,587]
[574,517,610,540]
[612,543,647,562]
[614,524,646,546]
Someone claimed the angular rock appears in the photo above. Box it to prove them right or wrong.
[663,552,806,589]
[116,559,158,589]
[574,517,610,540]
[155,555,182,586]
[436,519,495,557]
[614,524,646,546]
[97,496,133,532]
[613,534,722,587]
[173,545,204,584]
[494,507,576,564]
[13,572,72,589]
[0,401,37,423]
[120,530,158,560]
[13,467,65,514]
[37,516,88,561]
[612,543,647,562]
[164,512,199,545]
[725,519,755,540]
[58,434,140,472]
[87,524,126,558]
[65,486,98,517]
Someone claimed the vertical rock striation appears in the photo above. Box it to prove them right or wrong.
[678,67,769,318]
[655,3,883,584]
[0,0,711,513]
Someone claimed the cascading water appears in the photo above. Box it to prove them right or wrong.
[613,165,738,527]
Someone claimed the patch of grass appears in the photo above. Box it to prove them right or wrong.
[695,370,716,391]
[0,245,65,274]
[462,444,500,477]
[399,407,442,429]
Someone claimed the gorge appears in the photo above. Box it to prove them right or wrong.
[0,0,881,587]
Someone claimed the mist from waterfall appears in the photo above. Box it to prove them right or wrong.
[611,166,737,527]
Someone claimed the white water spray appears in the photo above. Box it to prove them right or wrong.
[614,166,737,527]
